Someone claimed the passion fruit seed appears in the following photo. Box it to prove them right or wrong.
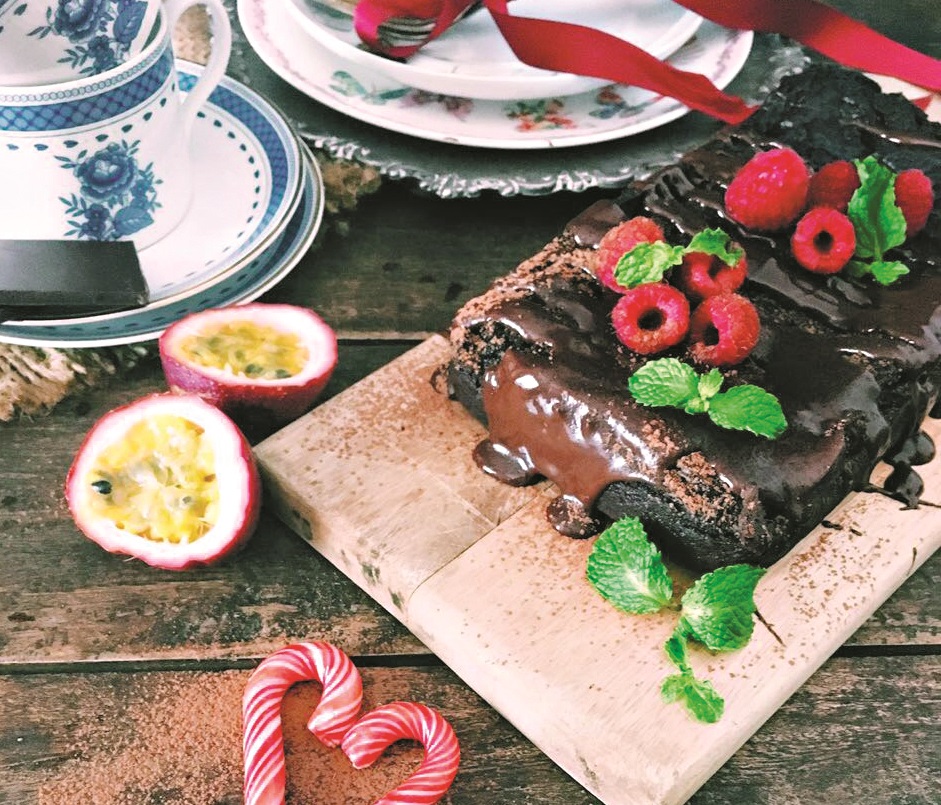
[84,414,219,545]
[178,322,309,380]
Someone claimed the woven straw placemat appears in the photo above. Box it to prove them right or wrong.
[0,8,380,422]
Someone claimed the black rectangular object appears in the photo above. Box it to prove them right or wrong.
[0,239,149,316]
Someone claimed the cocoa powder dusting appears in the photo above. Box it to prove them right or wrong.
[35,671,425,805]
[37,671,246,805]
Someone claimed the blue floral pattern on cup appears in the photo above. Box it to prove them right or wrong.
[56,140,161,239]
[27,0,149,77]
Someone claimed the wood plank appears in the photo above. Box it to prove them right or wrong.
[0,344,426,666]
[263,184,613,336]
[691,654,941,805]
[1,656,936,804]
[0,665,595,805]
[256,337,941,804]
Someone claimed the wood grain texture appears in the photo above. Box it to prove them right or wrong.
[1,656,937,805]
[0,344,426,666]
[256,336,941,804]
[262,184,612,337]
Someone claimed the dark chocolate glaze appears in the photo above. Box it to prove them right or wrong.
[450,66,941,570]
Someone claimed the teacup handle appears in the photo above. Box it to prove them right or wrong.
[163,0,233,139]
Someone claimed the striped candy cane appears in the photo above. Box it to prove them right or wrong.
[341,701,461,805]
[242,641,363,805]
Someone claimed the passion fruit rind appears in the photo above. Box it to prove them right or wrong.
[66,393,262,570]
[158,303,338,429]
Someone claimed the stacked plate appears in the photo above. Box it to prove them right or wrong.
[239,0,754,150]
[0,62,325,348]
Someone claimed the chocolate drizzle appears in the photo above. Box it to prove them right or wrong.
[449,65,941,570]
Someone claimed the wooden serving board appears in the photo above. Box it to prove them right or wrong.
[254,335,941,805]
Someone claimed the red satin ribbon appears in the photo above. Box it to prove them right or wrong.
[353,0,941,124]
[484,0,754,123]
[675,0,941,93]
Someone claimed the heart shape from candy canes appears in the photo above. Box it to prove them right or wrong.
[341,701,460,805]
[242,642,364,803]
[242,642,460,805]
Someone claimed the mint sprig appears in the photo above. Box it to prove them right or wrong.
[586,518,766,724]
[614,241,685,288]
[845,156,910,285]
[626,357,700,408]
[847,258,909,286]
[613,228,740,289]
[707,385,789,440]
[628,358,787,439]
[586,517,673,614]
[660,564,764,722]
[686,229,745,266]
[661,671,725,724]
[678,564,766,652]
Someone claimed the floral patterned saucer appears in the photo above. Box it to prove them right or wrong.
[9,61,304,320]
[0,70,323,348]
[0,146,322,348]
[240,0,752,150]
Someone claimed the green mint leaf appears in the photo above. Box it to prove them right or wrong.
[685,228,744,267]
[586,517,673,614]
[664,623,692,674]
[613,241,685,289]
[683,396,709,415]
[848,156,907,260]
[628,358,700,409]
[708,385,787,440]
[697,368,724,401]
[661,672,725,724]
[680,564,766,652]
[869,260,910,286]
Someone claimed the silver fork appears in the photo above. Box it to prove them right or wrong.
[306,0,484,48]
[380,2,483,49]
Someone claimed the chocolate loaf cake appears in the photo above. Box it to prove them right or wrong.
[447,65,941,571]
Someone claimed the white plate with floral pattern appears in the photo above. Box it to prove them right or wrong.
[283,0,703,101]
[240,0,752,150]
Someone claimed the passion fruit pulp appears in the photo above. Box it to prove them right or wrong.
[159,303,338,436]
[66,393,261,570]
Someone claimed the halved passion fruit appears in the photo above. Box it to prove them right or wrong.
[66,393,261,570]
[158,303,338,435]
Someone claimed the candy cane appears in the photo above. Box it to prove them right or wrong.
[242,641,363,805]
[341,701,461,805]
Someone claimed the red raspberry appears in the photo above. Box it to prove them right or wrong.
[725,147,811,232]
[790,207,856,274]
[807,160,860,211]
[895,168,935,237]
[611,283,690,355]
[689,293,760,367]
[675,250,748,301]
[595,216,666,292]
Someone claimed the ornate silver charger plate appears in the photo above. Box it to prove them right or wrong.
[228,3,809,198]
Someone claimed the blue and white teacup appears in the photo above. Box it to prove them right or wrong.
[0,0,163,86]
[0,0,231,250]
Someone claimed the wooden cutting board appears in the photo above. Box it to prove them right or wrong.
[254,335,941,805]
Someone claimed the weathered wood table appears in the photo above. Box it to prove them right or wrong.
[1,3,940,803]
